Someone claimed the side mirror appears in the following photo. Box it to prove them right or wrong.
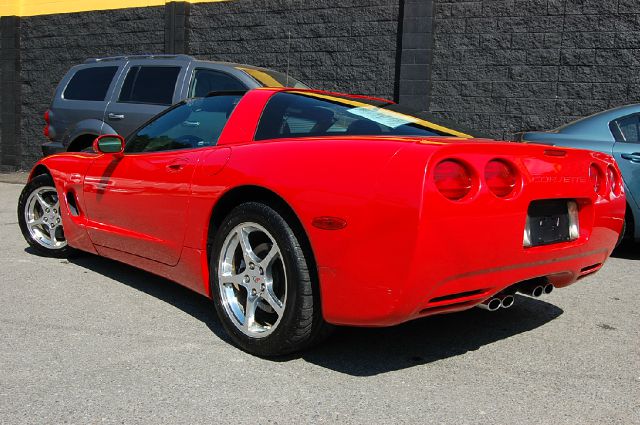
[93,135,125,155]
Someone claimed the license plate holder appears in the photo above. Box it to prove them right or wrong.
[525,200,578,247]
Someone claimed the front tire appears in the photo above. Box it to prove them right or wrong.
[210,202,330,356]
[18,174,74,258]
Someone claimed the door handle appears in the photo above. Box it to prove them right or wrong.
[621,152,640,162]
[166,159,188,172]
[108,113,125,120]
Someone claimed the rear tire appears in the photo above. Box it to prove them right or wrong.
[617,205,635,248]
[18,174,75,258]
[210,202,331,357]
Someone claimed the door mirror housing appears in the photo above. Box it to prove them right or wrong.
[93,135,125,155]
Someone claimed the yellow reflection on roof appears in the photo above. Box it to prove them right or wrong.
[237,67,283,88]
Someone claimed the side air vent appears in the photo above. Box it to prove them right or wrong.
[66,191,80,216]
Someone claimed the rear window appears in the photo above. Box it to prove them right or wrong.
[189,69,247,97]
[63,66,118,101]
[118,66,180,105]
[255,92,471,141]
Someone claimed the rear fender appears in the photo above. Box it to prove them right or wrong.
[64,119,117,147]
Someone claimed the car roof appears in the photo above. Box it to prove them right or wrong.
[83,54,280,73]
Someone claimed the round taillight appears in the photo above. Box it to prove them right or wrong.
[485,159,518,198]
[434,160,473,200]
[607,165,621,196]
[589,164,603,194]
[43,110,50,123]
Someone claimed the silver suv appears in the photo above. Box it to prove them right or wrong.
[43,54,307,155]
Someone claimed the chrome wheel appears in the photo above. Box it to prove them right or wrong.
[24,186,66,250]
[218,222,287,338]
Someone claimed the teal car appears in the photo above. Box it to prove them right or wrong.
[519,104,640,243]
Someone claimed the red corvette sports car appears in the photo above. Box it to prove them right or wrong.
[18,88,625,356]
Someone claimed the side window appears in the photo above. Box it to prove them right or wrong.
[189,69,247,97]
[125,94,243,153]
[610,114,640,143]
[118,66,180,105]
[63,66,118,101]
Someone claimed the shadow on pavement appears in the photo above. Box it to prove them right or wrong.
[54,250,563,376]
[299,296,563,376]
[611,241,640,260]
[63,252,231,344]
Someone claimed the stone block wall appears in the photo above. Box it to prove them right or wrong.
[188,0,400,98]
[429,0,640,140]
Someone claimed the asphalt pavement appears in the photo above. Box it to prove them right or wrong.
[0,180,638,424]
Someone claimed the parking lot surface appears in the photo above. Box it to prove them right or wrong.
[1,181,638,424]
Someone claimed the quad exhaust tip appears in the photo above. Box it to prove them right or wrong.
[530,285,544,298]
[518,281,554,298]
[478,297,502,312]
[500,295,515,309]
[478,294,514,311]
[478,282,554,312]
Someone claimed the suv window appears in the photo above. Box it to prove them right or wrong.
[63,66,118,101]
[610,114,640,143]
[125,94,244,153]
[255,92,452,141]
[189,69,246,97]
[119,66,180,105]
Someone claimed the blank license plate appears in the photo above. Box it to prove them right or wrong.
[525,200,577,247]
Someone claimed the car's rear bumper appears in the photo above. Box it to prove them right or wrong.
[319,224,620,327]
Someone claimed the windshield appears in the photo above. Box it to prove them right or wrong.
[254,91,474,141]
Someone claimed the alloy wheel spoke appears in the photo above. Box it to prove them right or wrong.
[50,226,58,244]
[260,245,280,269]
[243,295,260,330]
[262,284,284,316]
[36,192,52,210]
[222,272,249,289]
[237,227,261,265]
[28,217,44,226]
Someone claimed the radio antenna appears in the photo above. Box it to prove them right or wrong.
[286,30,291,87]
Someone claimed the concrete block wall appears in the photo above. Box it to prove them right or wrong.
[188,0,400,98]
[429,0,640,140]
[1,16,21,170]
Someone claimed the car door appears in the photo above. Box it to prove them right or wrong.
[610,113,640,209]
[82,95,241,265]
[104,60,187,137]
